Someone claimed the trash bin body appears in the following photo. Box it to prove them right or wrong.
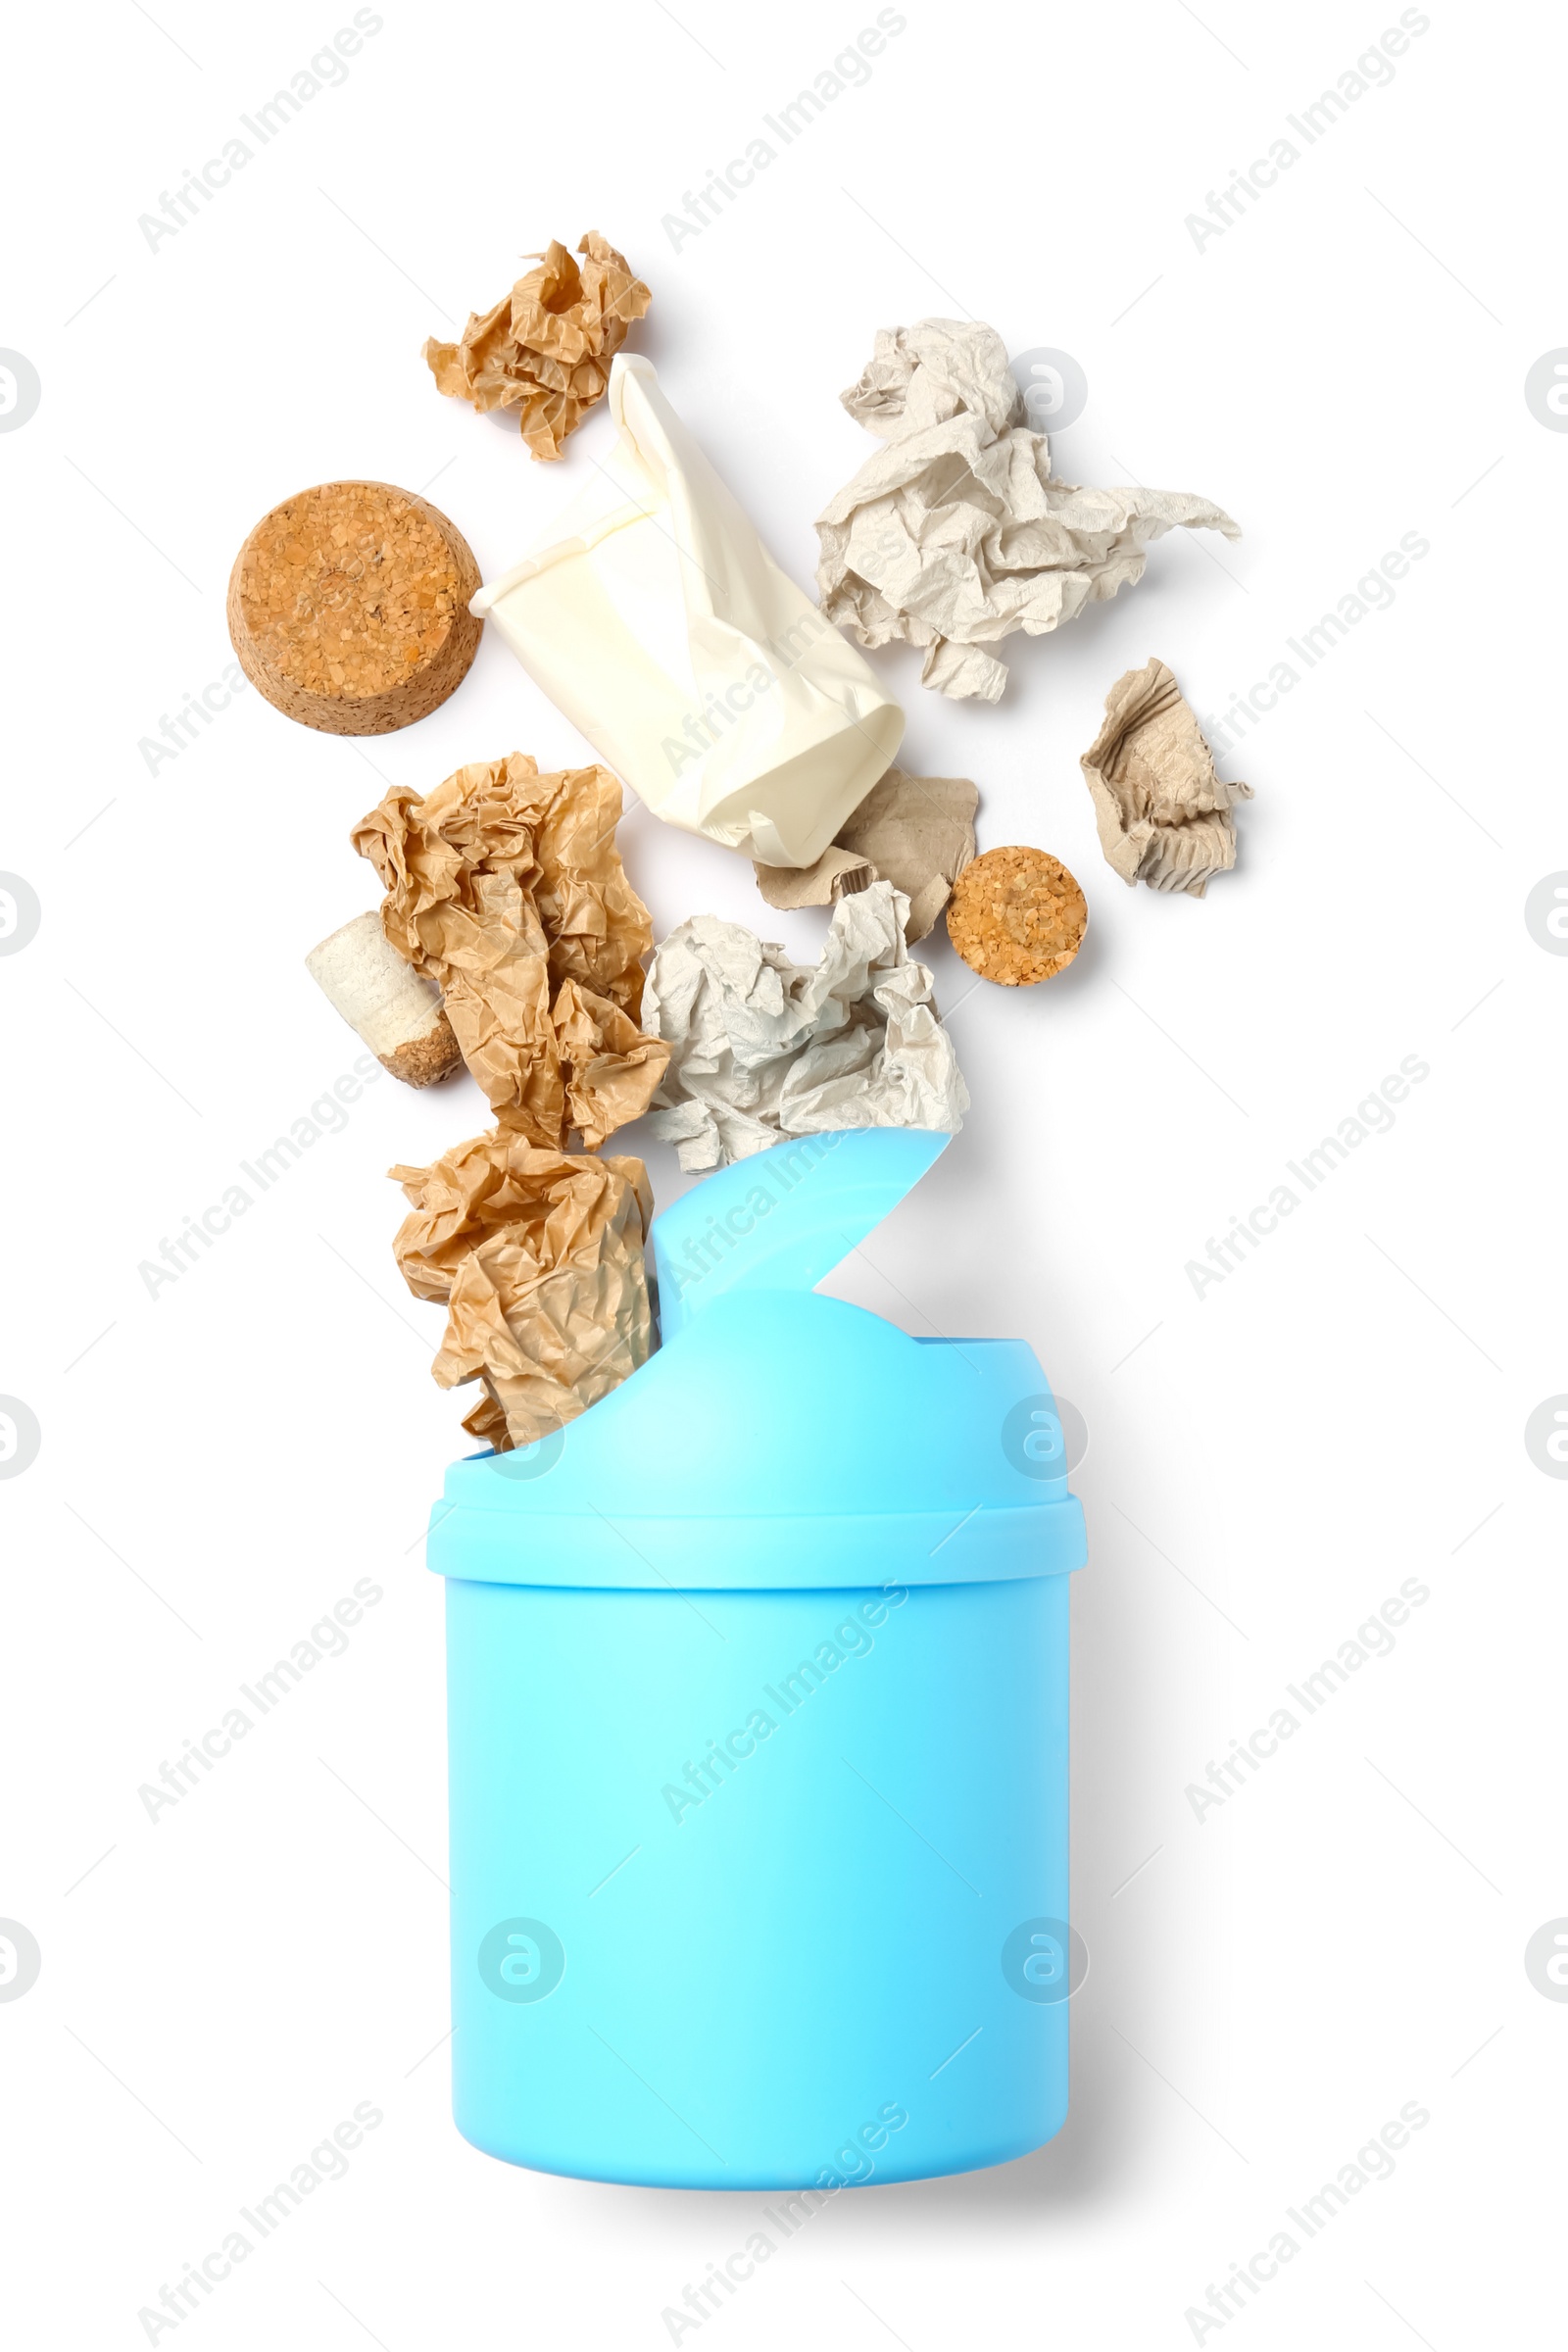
[429,1129,1086,2187]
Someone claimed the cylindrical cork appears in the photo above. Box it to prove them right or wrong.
[306,912,464,1087]
[227,481,482,736]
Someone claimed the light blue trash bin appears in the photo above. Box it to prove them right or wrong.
[428,1127,1086,2187]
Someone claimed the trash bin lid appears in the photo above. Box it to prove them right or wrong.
[426,1129,1086,1591]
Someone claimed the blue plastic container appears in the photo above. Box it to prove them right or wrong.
[427,1128,1086,2187]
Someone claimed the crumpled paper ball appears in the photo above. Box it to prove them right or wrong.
[391,1131,654,1451]
[644,879,968,1170]
[352,754,667,1149]
[424,232,652,460]
[815,318,1240,703]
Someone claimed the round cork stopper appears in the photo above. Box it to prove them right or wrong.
[945,846,1088,985]
[226,481,482,736]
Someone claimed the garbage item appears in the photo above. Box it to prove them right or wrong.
[226,481,481,734]
[754,764,978,943]
[352,754,667,1149]
[391,1128,654,1452]
[424,1124,1086,2185]
[945,847,1088,986]
[1080,657,1253,896]
[644,879,968,1170]
[815,318,1241,703]
[424,232,652,461]
[469,355,906,867]
[305,911,463,1087]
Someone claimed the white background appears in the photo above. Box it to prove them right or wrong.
[3,0,1563,2343]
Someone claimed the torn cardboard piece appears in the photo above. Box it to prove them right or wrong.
[352,754,667,1148]
[305,911,463,1087]
[754,764,977,943]
[815,318,1241,703]
[469,355,905,867]
[424,232,652,461]
[391,1131,654,1452]
[755,840,876,915]
[644,879,968,1171]
[1080,659,1252,897]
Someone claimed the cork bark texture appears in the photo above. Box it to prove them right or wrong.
[226,480,482,736]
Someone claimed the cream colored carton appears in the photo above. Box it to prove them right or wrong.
[470,356,904,867]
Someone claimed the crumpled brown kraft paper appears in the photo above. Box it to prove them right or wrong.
[645,879,968,1170]
[815,318,1241,703]
[423,232,652,461]
[1080,659,1253,897]
[391,1130,654,1451]
[754,765,978,943]
[352,755,667,1148]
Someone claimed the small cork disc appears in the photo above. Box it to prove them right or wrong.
[226,480,482,736]
[945,845,1088,986]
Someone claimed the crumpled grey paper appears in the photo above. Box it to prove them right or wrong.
[644,879,968,1169]
[815,318,1241,703]
[753,764,978,943]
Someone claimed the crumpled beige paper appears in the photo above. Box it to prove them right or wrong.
[391,1130,654,1451]
[754,764,978,943]
[815,318,1241,703]
[1081,658,1253,897]
[352,755,667,1149]
[644,879,968,1170]
[423,232,652,461]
